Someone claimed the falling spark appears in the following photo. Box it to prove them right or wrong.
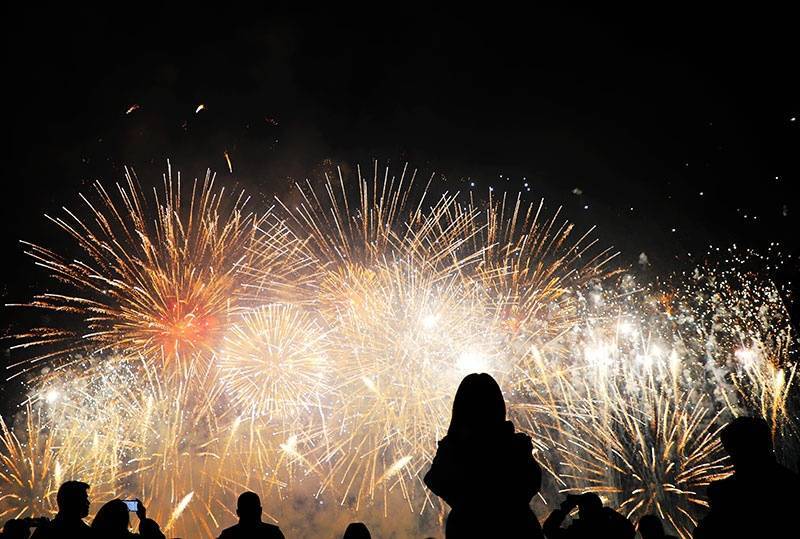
[224,150,233,173]
[165,491,194,531]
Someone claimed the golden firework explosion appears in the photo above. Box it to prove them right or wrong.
[1,164,796,538]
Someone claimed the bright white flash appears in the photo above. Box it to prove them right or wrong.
[456,350,488,373]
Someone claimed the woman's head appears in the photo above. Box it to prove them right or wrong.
[91,499,130,533]
[448,373,506,435]
[343,521,371,539]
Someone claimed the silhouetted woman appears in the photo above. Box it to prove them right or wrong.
[424,373,543,538]
[91,499,165,539]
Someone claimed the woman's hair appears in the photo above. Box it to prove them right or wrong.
[343,521,371,539]
[91,499,130,533]
[447,373,506,436]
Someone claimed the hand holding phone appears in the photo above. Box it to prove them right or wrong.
[561,495,580,512]
[135,499,146,520]
[122,499,147,519]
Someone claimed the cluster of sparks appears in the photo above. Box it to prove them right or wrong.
[1,163,797,538]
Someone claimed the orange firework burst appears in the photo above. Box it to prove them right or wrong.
[9,164,303,378]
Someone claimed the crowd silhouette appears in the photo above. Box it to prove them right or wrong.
[1,374,797,538]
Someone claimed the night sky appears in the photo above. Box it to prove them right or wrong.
[3,6,798,393]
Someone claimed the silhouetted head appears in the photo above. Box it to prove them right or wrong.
[91,499,130,533]
[638,514,665,539]
[720,417,773,469]
[448,373,506,436]
[343,521,371,539]
[56,481,90,519]
[576,493,603,520]
[2,519,28,539]
[236,491,262,523]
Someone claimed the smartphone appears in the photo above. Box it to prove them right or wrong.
[122,500,138,512]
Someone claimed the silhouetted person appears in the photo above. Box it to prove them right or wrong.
[1,518,49,539]
[0,519,27,539]
[543,493,634,539]
[692,481,736,539]
[342,522,371,539]
[638,514,677,539]
[91,499,164,539]
[423,373,543,539]
[217,492,284,539]
[693,416,799,539]
[30,481,93,539]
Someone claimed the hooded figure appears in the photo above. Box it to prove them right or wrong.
[424,373,543,538]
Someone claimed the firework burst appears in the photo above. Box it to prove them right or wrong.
[0,398,123,521]
[217,304,330,423]
[0,407,61,520]
[264,163,615,510]
[1,163,797,538]
[554,388,732,539]
[665,248,799,440]
[459,192,618,357]
[9,164,302,378]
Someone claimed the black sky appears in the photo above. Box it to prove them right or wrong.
[2,6,798,345]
